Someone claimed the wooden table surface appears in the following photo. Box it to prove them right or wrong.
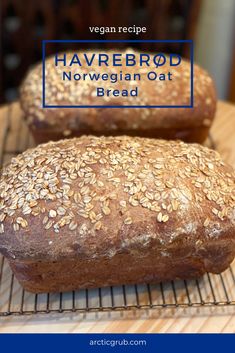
[0,101,235,333]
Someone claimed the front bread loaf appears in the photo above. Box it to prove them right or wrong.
[20,49,216,144]
[0,136,234,293]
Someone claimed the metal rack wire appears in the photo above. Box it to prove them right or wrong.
[0,104,234,316]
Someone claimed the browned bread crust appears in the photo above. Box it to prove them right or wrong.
[20,50,216,144]
[0,136,234,293]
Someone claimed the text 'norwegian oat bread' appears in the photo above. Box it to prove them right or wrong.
[20,50,216,144]
[0,136,234,293]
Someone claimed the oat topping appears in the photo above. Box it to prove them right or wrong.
[0,136,234,237]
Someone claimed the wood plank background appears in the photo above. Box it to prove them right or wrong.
[0,101,234,333]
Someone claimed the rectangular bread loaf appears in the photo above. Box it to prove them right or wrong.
[0,136,234,293]
[20,49,216,144]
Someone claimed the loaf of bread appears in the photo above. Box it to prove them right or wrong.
[20,49,216,144]
[0,136,234,293]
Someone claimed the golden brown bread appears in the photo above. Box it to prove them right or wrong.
[0,136,234,293]
[20,50,216,144]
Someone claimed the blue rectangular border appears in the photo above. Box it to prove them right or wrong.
[42,40,194,108]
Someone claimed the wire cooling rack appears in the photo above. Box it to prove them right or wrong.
[0,103,234,316]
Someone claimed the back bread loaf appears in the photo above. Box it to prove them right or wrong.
[20,49,216,144]
[0,136,234,293]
